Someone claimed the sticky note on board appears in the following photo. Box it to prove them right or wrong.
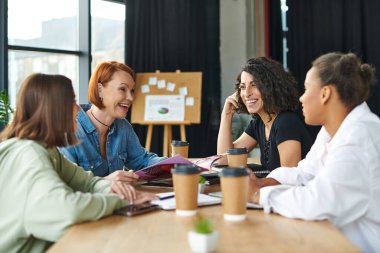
[167,82,176,92]
[149,77,157,85]
[179,87,188,96]
[186,97,194,106]
[157,80,166,89]
[141,84,150,93]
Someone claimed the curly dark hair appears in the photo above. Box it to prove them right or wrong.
[234,57,299,121]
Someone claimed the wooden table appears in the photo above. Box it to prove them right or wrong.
[48,186,359,252]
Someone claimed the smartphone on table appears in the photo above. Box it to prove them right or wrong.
[114,202,160,216]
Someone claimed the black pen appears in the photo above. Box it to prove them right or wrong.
[159,194,175,200]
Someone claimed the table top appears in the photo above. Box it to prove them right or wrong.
[48,204,358,253]
[48,193,359,252]
[47,157,359,252]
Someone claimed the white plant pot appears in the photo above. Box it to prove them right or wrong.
[188,230,219,253]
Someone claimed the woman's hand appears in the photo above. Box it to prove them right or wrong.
[109,181,137,201]
[109,182,158,204]
[133,191,159,205]
[247,170,261,204]
[222,92,240,116]
[247,171,281,204]
[105,170,139,183]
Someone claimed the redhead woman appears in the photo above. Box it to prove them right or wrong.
[0,73,156,253]
[59,61,165,183]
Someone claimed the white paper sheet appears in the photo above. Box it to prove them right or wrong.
[185,97,194,106]
[208,192,263,209]
[149,77,157,85]
[179,87,188,95]
[152,192,221,210]
[167,82,176,92]
[141,84,150,93]
[157,79,166,89]
[144,95,185,121]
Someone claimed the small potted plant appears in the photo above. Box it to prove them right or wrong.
[0,89,14,127]
[188,215,219,253]
[198,176,207,194]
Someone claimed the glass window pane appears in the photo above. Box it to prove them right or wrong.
[91,0,125,70]
[8,50,79,108]
[8,0,79,50]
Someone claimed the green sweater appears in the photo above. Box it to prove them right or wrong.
[0,138,129,253]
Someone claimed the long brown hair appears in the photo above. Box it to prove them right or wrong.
[0,73,78,148]
[88,61,135,109]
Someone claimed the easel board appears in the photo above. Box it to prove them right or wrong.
[131,71,202,124]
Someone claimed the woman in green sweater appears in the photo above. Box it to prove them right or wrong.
[0,73,156,253]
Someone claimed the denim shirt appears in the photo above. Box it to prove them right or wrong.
[58,104,165,177]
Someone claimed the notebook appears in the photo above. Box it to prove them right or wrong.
[135,156,193,181]
[151,192,221,210]
[207,191,263,209]
[211,163,271,178]
[135,155,225,181]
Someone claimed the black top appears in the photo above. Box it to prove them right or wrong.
[245,112,312,171]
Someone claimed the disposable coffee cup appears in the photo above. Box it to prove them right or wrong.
[171,140,189,158]
[219,167,249,221]
[171,164,201,216]
[227,148,248,167]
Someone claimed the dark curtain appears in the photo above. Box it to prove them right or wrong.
[268,0,283,62]
[286,0,380,139]
[125,0,220,157]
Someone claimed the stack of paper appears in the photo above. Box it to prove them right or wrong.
[208,191,263,209]
[152,192,221,210]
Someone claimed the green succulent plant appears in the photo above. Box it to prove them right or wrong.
[194,215,213,234]
[199,175,207,184]
[0,89,14,126]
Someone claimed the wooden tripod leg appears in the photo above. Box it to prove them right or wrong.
[180,124,186,141]
[168,125,172,157]
[145,124,153,151]
[163,124,169,157]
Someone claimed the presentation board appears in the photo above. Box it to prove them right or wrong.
[131,71,202,124]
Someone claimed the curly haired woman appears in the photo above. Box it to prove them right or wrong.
[217,57,312,171]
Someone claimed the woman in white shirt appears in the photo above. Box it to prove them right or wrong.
[248,52,380,253]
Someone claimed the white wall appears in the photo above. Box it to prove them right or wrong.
[220,0,265,108]
[220,0,262,158]
[220,0,247,108]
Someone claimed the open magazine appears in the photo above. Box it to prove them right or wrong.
[135,154,224,181]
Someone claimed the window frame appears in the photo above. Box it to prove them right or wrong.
[0,0,126,104]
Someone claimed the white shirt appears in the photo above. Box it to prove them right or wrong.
[260,102,380,253]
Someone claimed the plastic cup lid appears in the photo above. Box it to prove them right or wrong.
[171,164,201,174]
[171,140,189,146]
[227,147,248,155]
[219,167,249,177]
